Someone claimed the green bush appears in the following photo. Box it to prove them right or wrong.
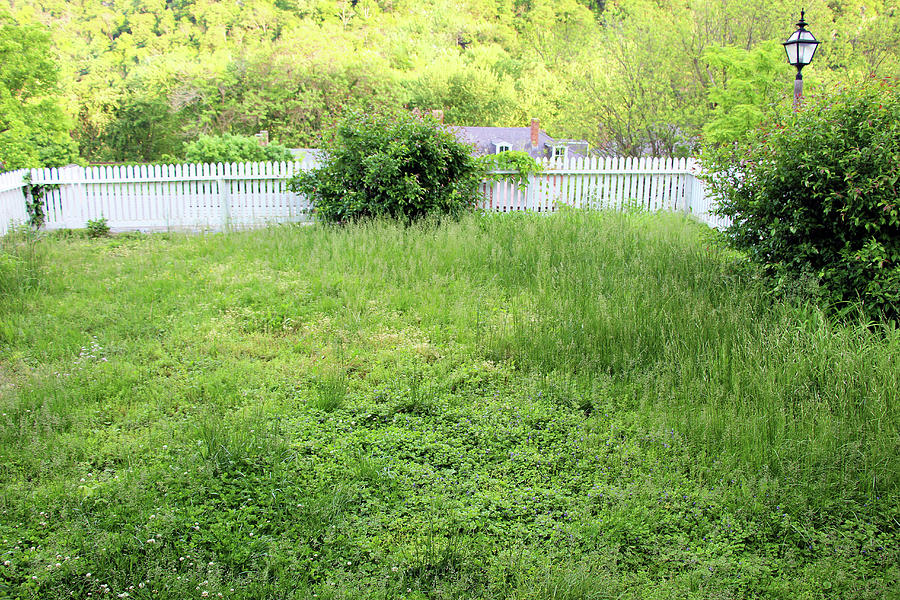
[182,134,293,164]
[86,217,110,238]
[703,79,900,321]
[478,150,543,190]
[288,111,482,223]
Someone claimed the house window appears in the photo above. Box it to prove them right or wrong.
[552,145,567,160]
[494,142,511,153]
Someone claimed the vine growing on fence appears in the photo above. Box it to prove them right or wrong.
[22,173,58,230]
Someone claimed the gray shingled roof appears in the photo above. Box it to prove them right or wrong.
[451,126,587,159]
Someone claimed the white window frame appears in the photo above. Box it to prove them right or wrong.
[493,142,511,153]
[552,145,568,160]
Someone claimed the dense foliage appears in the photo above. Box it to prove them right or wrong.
[183,134,293,164]
[0,12,78,170]
[289,112,482,222]
[704,79,900,320]
[2,0,897,164]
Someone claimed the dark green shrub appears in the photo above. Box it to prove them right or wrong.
[182,134,293,163]
[288,111,482,223]
[703,79,900,321]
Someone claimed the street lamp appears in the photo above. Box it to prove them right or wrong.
[783,10,820,107]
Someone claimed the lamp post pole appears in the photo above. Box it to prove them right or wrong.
[794,67,804,108]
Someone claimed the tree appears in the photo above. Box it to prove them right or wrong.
[405,54,521,126]
[574,1,700,156]
[104,95,182,162]
[701,41,790,145]
[0,12,78,170]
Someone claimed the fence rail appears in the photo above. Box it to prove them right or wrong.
[0,157,725,235]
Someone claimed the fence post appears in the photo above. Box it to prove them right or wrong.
[684,159,698,215]
[218,165,230,229]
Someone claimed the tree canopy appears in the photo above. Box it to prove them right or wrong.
[0,11,78,170]
[3,0,899,165]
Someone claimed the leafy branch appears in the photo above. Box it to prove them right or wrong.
[478,151,543,191]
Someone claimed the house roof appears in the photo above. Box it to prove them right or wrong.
[451,126,591,159]
[452,126,557,158]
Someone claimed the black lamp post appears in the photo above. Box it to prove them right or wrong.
[783,10,821,108]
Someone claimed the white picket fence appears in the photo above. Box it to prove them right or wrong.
[0,170,29,233]
[480,157,722,225]
[0,157,724,235]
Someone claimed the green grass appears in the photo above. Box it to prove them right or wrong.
[0,211,897,599]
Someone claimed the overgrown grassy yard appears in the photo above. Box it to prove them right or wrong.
[0,211,897,599]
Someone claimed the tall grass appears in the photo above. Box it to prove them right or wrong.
[204,210,896,500]
[1,210,897,597]
[0,227,45,299]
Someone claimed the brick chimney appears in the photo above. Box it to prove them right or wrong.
[530,118,540,148]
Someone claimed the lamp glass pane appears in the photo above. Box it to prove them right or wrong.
[798,42,818,64]
[785,42,800,65]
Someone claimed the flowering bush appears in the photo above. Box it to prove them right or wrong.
[703,79,900,320]
[288,111,482,223]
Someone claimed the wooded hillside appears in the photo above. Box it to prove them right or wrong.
[3,0,899,165]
